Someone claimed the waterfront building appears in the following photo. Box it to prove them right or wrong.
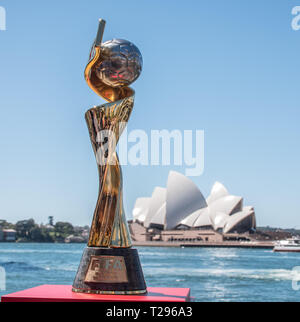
[130,171,256,242]
[3,229,16,242]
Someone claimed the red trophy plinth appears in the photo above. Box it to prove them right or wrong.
[1,285,191,302]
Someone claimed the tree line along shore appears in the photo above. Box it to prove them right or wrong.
[0,218,89,243]
[0,218,299,244]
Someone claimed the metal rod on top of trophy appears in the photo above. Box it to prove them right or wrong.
[95,19,106,47]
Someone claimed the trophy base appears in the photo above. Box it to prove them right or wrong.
[72,247,147,295]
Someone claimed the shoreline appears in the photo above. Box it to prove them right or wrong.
[0,241,275,249]
[132,241,275,249]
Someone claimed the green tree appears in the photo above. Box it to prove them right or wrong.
[16,219,36,240]
[55,222,74,239]
[30,226,44,242]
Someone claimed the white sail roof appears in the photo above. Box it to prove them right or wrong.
[165,171,207,230]
[223,209,255,234]
[208,195,243,217]
[206,182,229,205]
[132,171,256,235]
[150,202,166,227]
[193,208,213,228]
[132,198,151,223]
[144,187,167,228]
[210,212,230,230]
[180,209,203,227]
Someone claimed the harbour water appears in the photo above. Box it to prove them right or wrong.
[0,243,299,302]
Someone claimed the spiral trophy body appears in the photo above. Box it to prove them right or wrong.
[85,97,133,249]
[72,20,147,295]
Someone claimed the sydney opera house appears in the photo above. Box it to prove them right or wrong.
[130,171,256,244]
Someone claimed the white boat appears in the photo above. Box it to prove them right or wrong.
[273,237,300,253]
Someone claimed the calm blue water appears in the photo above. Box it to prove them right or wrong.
[0,243,299,302]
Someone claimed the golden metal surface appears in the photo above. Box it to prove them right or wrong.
[84,20,135,103]
[85,20,134,248]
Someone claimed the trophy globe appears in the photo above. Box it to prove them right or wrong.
[95,39,143,88]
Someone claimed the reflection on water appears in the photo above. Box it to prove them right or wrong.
[0,243,299,302]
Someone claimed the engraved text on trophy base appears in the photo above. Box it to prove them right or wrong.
[84,256,128,284]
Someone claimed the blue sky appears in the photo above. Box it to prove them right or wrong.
[0,0,299,228]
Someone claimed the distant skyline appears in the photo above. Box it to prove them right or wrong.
[0,0,299,228]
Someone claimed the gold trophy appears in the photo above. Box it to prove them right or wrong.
[72,19,147,295]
